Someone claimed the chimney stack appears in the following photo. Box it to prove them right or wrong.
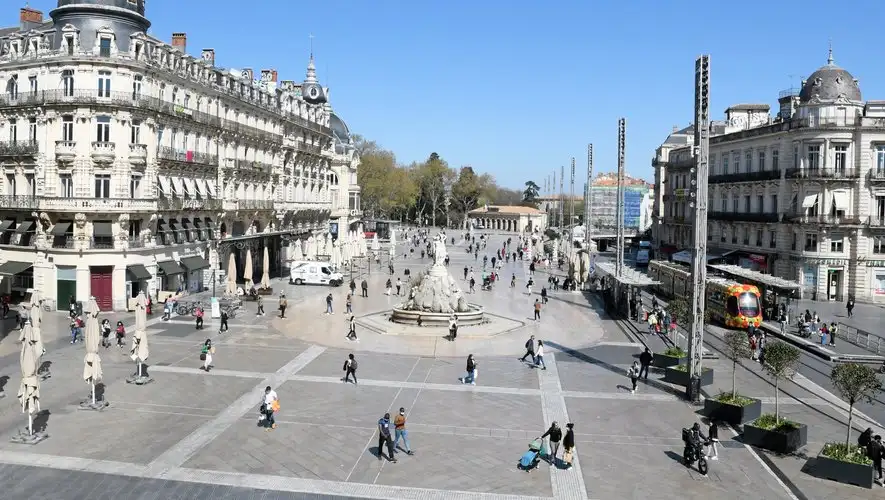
[20,7,42,31]
[260,69,279,83]
[201,48,215,66]
[271,69,278,83]
[171,32,187,53]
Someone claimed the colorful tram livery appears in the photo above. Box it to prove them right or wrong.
[648,261,762,329]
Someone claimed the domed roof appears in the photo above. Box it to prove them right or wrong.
[799,49,862,103]
[330,113,351,143]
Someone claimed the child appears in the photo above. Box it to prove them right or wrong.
[100,319,112,348]
[115,321,126,348]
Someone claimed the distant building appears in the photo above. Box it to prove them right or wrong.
[468,205,547,233]
[587,173,652,232]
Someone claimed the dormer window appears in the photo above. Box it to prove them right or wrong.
[134,42,142,60]
[11,42,19,55]
[6,75,18,99]
[99,37,111,57]
[30,40,38,54]
[65,36,74,55]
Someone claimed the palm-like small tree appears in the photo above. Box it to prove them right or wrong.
[760,341,800,425]
[831,363,882,447]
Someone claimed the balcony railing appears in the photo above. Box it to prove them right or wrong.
[157,196,221,211]
[0,195,38,209]
[90,141,115,162]
[785,167,860,180]
[785,212,866,225]
[869,170,885,183]
[55,140,76,160]
[708,211,779,223]
[238,199,275,210]
[157,146,218,167]
[295,140,323,155]
[796,116,857,128]
[128,143,148,164]
[39,197,156,212]
[868,217,885,229]
[0,140,38,157]
[709,169,781,184]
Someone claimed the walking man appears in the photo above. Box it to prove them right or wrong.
[639,347,653,380]
[346,293,353,314]
[562,423,575,470]
[343,353,358,384]
[377,413,397,462]
[533,299,542,321]
[385,278,392,295]
[256,295,265,316]
[706,420,720,460]
[396,278,402,296]
[463,266,468,280]
[393,407,414,455]
[361,279,368,298]
[325,293,334,315]
[520,335,536,363]
[219,309,229,333]
[279,293,288,319]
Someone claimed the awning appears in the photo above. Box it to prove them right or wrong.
[195,179,206,197]
[204,218,216,230]
[156,260,185,276]
[171,177,185,196]
[206,180,217,197]
[92,221,113,237]
[15,220,35,233]
[157,176,171,196]
[832,190,849,211]
[672,247,737,264]
[184,178,196,198]
[802,193,819,208]
[126,264,152,281]
[180,255,210,272]
[0,219,14,233]
[156,219,167,231]
[0,260,32,276]
[51,221,72,235]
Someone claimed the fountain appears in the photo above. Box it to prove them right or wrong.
[391,233,485,326]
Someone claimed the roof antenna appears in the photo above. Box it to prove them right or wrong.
[827,39,834,65]
[309,33,314,60]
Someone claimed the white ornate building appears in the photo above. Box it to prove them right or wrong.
[0,2,355,311]
[326,103,361,240]
[654,49,885,303]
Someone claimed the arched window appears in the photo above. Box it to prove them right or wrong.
[329,173,339,185]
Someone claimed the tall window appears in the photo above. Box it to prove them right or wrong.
[5,174,14,195]
[756,228,763,246]
[94,174,111,198]
[733,152,741,173]
[132,75,142,98]
[758,150,766,171]
[743,195,750,212]
[877,195,885,220]
[793,144,799,169]
[877,145,885,175]
[757,195,764,213]
[772,149,779,171]
[62,115,74,141]
[130,120,141,144]
[6,74,18,99]
[64,36,74,55]
[830,234,844,253]
[61,70,74,97]
[806,144,821,170]
[805,232,818,252]
[28,75,37,93]
[8,118,16,142]
[99,37,111,57]
[722,156,729,174]
[98,71,111,98]
[769,230,777,249]
[130,174,142,198]
[770,194,777,213]
[28,117,36,143]
[159,83,165,102]
[95,116,110,142]
[874,236,885,255]
[59,173,74,197]
[745,151,753,172]
[834,144,848,173]
[24,173,35,196]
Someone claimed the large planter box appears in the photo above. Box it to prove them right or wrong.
[742,422,807,454]
[663,366,714,387]
[256,287,274,296]
[704,397,762,426]
[813,453,874,489]
[653,353,686,368]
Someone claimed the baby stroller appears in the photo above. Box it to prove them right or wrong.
[518,438,545,472]
[481,276,493,291]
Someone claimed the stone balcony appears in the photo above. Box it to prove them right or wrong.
[55,141,76,162]
[238,199,275,210]
[39,197,156,213]
[157,197,222,211]
[0,140,39,158]
[128,143,148,165]
[90,141,116,163]
[0,195,39,209]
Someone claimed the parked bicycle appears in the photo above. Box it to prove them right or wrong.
[176,301,204,316]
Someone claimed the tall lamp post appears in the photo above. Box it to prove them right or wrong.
[444,190,451,230]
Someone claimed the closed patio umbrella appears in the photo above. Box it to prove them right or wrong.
[244,249,254,290]
[330,240,342,269]
[371,234,380,252]
[126,291,151,385]
[292,239,304,261]
[390,229,397,246]
[359,232,368,257]
[307,236,316,260]
[17,324,40,436]
[81,297,103,408]
[324,233,333,256]
[260,246,271,289]
[226,252,237,295]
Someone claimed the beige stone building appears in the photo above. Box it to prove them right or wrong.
[468,205,548,233]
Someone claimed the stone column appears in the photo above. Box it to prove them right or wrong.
[75,264,90,303]
[112,265,127,311]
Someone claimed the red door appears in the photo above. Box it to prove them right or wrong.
[90,266,113,311]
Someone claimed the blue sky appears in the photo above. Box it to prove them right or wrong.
[12,0,885,189]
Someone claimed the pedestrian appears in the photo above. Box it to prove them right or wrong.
[325,293,334,315]
[533,299,542,321]
[261,385,279,430]
[526,277,534,295]
[219,308,229,333]
[396,278,402,296]
[342,353,358,384]
[448,314,458,341]
[627,361,640,394]
[347,314,358,341]
[115,320,126,347]
[195,304,204,329]
[349,279,356,296]
[520,335,536,363]
[459,354,477,384]
[361,279,368,298]
[200,339,215,372]
[829,322,838,346]
[279,293,288,318]
[256,295,264,316]
[469,277,476,293]
[541,287,548,304]
[377,413,397,462]
[540,421,563,465]
[868,435,884,483]
[779,310,788,334]
[534,340,547,370]
[706,420,720,460]
[385,278,392,296]
[639,347,653,380]
[846,296,855,318]
[393,407,414,455]
[346,293,353,314]
[464,266,469,280]
[70,315,82,343]
[100,319,111,348]
[562,423,575,470]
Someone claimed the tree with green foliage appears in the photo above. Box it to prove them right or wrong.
[523,180,540,203]
[760,341,801,424]
[451,166,482,221]
[831,363,882,447]
[413,154,455,227]
[723,330,752,398]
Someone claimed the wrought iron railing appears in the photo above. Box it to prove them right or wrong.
[0,140,38,156]
[708,211,779,223]
[785,167,860,180]
[0,195,38,208]
[157,146,218,166]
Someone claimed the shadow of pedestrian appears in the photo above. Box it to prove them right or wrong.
[0,375,8,393]
[33,409,51,433]
[664,450,684,464]
[95,383,106,402]
[37,361,52,378]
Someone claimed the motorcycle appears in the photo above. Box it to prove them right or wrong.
[681,429,709,475]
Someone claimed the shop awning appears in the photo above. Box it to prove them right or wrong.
[92,221,113,237]
[0,260,32,276]
[195,179,206,198]
[180,255,210,272]
[171,177,185,196]
[802,193,819,208]
[206,180,217,197]
[184,178,196,198]
[126,264,152,281]
[157,176,171,196]
[15,220,35,233]
[0,219,14,233]
[156,260,185,276]
[832,190,850,211]
[51,221,72,235]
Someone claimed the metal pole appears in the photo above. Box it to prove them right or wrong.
[585,144,593,237]
[559,166,564,231]
[551,170,556,225]
[616,119,626,278]
[569,157,576,263]
[687,55,711,402]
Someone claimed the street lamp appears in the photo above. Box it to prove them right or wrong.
[444,191,451,229]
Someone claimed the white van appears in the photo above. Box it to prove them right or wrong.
[289,262,343,286]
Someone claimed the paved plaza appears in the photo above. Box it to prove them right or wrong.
[0,233,881,499]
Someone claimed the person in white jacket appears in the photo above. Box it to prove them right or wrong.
[534,340,547,370]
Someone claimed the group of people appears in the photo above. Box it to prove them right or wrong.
[794,308,838,346]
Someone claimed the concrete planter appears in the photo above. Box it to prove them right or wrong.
[256,287,275,296]
[653,353,686,368]
[704,397,762,426]
[663,366,713,387]
[742,422,807,454]
[813,453,874,489]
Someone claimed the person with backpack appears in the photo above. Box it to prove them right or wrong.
[195,304,204,329]
[114,321,126,348]
[342,353,357,384]
[628,361,640,394]
[520,335,536,363]
[200,339,215,372]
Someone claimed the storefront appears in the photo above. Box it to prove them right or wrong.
[868,262,885,302]
[180,255,211,293]
[217,233,285,284]
[156,260,186,300]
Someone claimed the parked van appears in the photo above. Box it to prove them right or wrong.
[289,262,343,286]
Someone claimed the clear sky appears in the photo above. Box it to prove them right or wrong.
[11,0,885,189]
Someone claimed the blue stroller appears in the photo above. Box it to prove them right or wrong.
[518,438,546,472]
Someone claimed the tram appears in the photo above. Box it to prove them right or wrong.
[648,260,762,329]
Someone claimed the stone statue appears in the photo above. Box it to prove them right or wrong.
[433,233,447,266]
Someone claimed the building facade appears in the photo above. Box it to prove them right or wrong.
[0,2,358,311]
[326,107,361,240]
[654,50,885,303]
[468,205,547,233]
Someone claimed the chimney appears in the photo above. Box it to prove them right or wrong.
[20,7,42,31]
[271,69,278,83]
[171,32,187,53]
[672,125,678,133]
[201,48,215,66]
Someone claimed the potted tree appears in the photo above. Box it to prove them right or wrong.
[663,362,714,387]
[742,340,807,453]
[705,330,761,425]
[654,346,687,368]
[811,363,881,488]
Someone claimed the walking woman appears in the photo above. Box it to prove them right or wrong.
[534,340,547,370]
[262,385,279,431]
[347,314,358,341]
[200,339,215,372]
[628,360,641,394]
[459,354,477,385]
[562,423,576,470]
[100,319,112,348]
[195,304,204,330]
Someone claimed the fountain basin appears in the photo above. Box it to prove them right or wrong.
[390,304,485,326]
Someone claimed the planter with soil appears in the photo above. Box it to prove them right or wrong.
[663,365,714,386]
[704,395,762,426]
[742,415,807,454]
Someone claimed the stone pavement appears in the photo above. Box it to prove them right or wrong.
[0,234,879,499]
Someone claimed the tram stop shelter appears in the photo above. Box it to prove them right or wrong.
[594,261,660,319]
[708,264,801,320]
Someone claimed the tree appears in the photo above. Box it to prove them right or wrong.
[723,330,751,398]
[451,166,482,224]
[414,154,455,227]
[523,180,540,203]
[831,363,882,447]
[356,146,398,218]
[665,296,711,349]
[760,341,801,425]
